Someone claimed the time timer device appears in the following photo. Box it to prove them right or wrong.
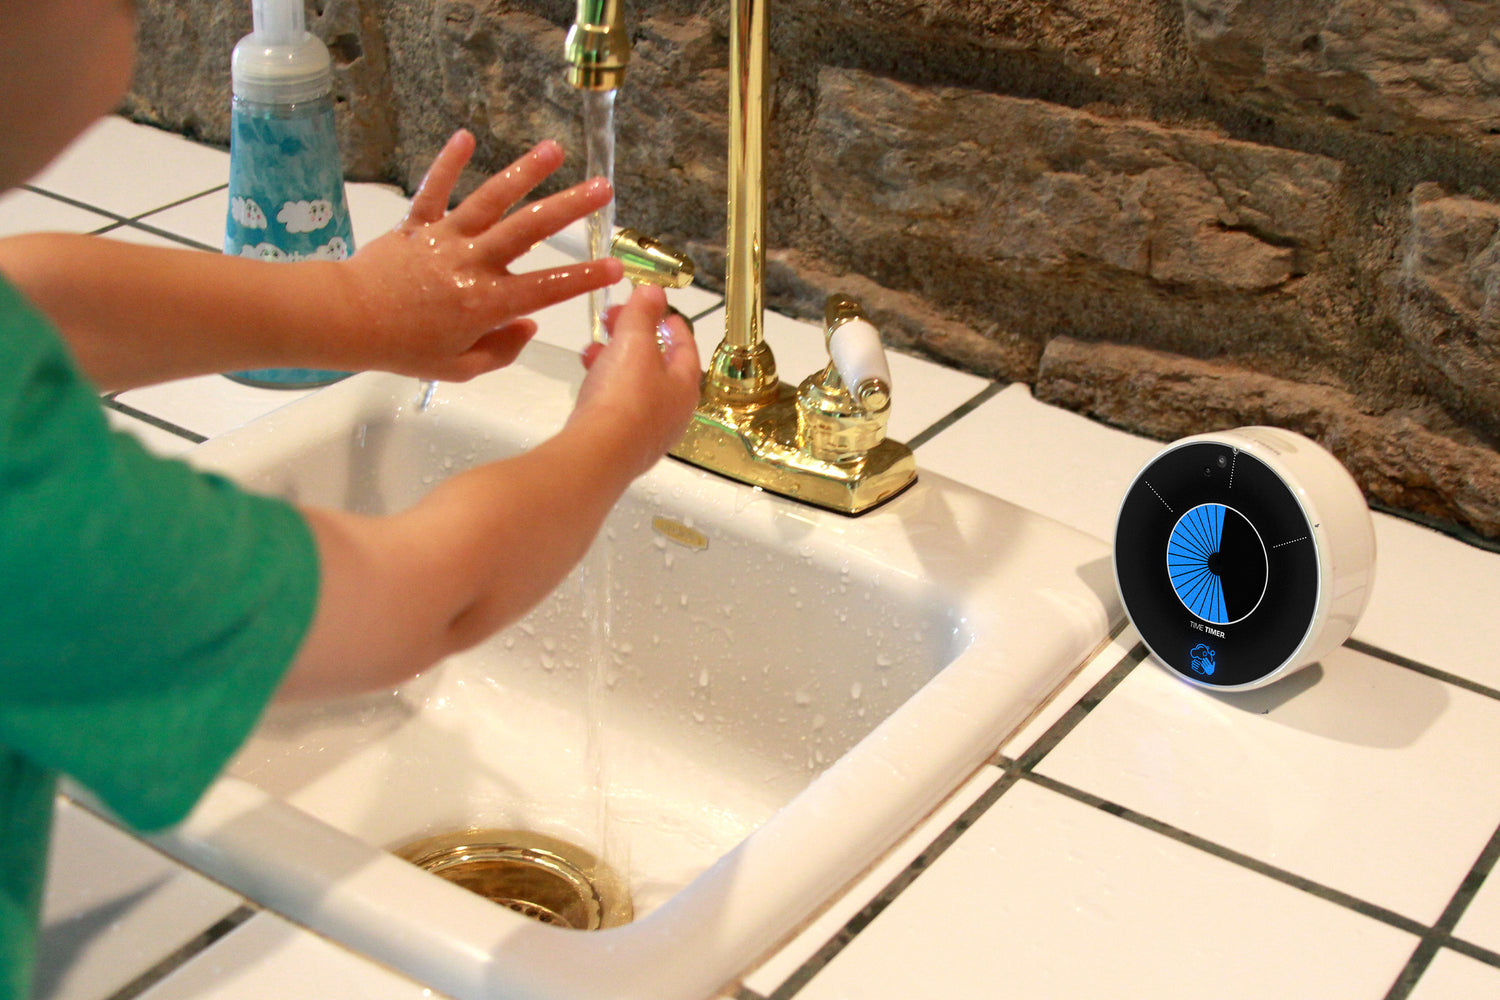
[1113,427,1376,691]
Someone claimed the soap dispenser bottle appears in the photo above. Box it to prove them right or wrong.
[224,0,354,387]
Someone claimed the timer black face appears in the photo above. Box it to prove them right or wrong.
[1115,441,1320,688]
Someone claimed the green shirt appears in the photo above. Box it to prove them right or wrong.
[0,274,319,998]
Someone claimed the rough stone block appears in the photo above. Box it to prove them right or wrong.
[780,0,1191,83]
[810,67,1342,293]
[1183,0,1500,143]
[1396,183,1500,437]
[1036,336,1500,538]
[124,0,396,180]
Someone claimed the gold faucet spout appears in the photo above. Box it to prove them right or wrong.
[664,0,917,514]
[564,0,630,91]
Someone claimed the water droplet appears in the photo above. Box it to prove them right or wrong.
[794,689,812,706]
[850,682,862,700]
[698,668,710,687]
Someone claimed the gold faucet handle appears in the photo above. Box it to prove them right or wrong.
[823,295,892,413]
[611,229,696,289]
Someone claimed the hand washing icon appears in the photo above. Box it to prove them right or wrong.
[1189,643,1217,677]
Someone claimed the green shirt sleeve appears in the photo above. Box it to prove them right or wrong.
[0,274,320,832]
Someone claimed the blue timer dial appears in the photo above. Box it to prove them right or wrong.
[1166,502,1268,626]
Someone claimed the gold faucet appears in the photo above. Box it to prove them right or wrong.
[563,0,630,91]
[564,0,915,514]
[668,0,915,514]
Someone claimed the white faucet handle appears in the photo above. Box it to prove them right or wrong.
[828,317,892,411]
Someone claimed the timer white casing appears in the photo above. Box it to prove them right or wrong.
[1113,427,1376,691]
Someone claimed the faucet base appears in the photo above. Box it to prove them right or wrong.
[668,383,917,515]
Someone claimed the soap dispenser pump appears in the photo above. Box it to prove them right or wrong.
[224,0,354,387]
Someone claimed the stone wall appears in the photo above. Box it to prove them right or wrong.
[123,0,1500,541]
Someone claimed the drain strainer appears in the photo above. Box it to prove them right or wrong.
[393,829,632,930]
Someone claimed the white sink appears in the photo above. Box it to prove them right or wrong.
[151,340,1119,1000]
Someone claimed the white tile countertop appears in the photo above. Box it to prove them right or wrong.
[8,117,1500,1000]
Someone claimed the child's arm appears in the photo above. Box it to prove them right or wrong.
[0,131,620,392]
[272,282,702,700]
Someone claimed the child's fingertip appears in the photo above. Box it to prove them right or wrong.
[582,176,614,202]
[657,311,698,362]
[601,302,626,334]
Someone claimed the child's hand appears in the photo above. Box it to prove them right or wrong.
[340,130,624,381]
[569,284,701,480]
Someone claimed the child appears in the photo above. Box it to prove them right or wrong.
[0,3,701,996]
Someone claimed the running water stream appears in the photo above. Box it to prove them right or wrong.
[583,89,618,344]
[582,86,624,884]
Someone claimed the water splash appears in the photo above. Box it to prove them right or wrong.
[417,379,438,411]
[582,89,617,344]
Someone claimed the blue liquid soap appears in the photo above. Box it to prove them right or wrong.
[223,0,354,388]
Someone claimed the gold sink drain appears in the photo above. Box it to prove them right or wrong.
[393,829,632,930]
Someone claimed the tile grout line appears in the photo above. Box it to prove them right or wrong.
[1346,637,1500,702]
[20,182,227,252]
[1021,769,1433,939]
[766,632,1500,998]
[106,219,220,253]
[1381,818,1500,999]
[125,183,230,223]
[1442,934,1500,969]
[686,299,726,325]
[1011,641,1150,772]
[101,396,209,444]
[765,770,1030,1000]
[103,904,257,1000]
[765,642,1146,999]
[21,182,226,227]
[905,380,1006,452]
[20,184,133,226]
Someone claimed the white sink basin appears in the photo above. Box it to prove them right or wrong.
[151,340,1119,1000]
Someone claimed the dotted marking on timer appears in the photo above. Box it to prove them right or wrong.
[1146,480,1174,514]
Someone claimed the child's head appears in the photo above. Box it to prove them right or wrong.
[0,1,138,190]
